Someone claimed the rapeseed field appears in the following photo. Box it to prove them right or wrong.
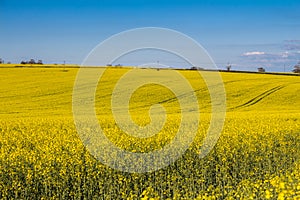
[0,67,299,199]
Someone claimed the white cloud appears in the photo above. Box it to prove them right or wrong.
[281,51,289,58]
[242,51,265,56]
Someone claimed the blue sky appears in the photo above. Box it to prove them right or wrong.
[1,0,300,71]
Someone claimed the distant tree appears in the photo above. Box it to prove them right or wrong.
[258,67,265,72]
[0,58,3,64]
[37,60,43,64]
[21,61,27,64]
[226,63,232,71]
[190,66,204,70]
[29,59,36,64]
[7,62,11,64]
[292,62,300,73]
[293,67,300,73]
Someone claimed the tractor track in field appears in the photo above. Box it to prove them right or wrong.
[229,85,286,111]
[125,87,207,111]
[129,79,249,110]
[116,79,262,112]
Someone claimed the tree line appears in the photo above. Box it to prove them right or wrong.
[0,58,43,65]
[20,59,43,64]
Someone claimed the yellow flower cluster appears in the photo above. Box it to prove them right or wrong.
[0,67,299,199]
